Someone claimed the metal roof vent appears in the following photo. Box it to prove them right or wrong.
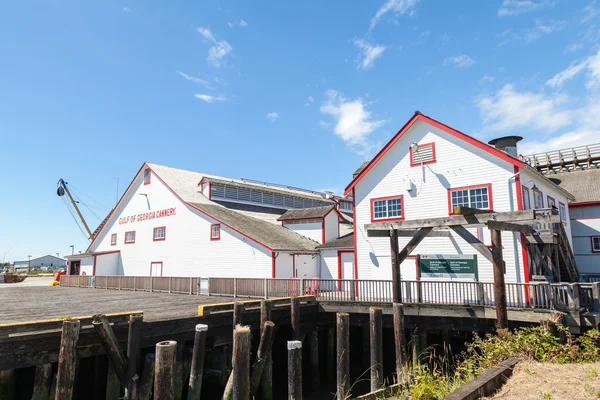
[488,136,523,158]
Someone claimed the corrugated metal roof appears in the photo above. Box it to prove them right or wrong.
[549,168,600,203]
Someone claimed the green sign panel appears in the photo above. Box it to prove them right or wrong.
[419,254,478,280]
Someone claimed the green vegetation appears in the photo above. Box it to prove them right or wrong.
[396,323,600,400]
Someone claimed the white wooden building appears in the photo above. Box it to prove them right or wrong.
[340,111,575,286]
[73,163,351,279]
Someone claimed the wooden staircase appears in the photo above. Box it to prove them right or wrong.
[526,222,579,282]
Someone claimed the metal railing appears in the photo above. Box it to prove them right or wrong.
[59,275,598,311]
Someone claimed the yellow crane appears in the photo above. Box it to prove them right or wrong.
[57,178,93,240]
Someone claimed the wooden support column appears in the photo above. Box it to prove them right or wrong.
[287,341,303,400]
[106,364,120,400]
[309,330,320,391]
[92,314,128,387]
[187,324,208,400]
[0,370,15,400]
[390,229,401,303]
[55,320,80,400]
[232,326,251,400]
[327,328,335,380]
[250,321,275,397]
[393,303,406,379]
[258,300,273,400]
[491,229,508,332]
[126,314,143,397]
[154,341,177,400]
[369,307,383,392]
[31,363,52,400]
[138,354,155,400]
[233,302,244,327]
[336,313,350,400]
[410,328,420,368]
[291,297,301,341]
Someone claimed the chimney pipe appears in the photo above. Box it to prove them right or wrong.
[488,136,523,158]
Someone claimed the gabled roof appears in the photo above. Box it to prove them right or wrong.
[317,233,354,249]
[277,205,340,221]
[344,112,525,195]
[548,168,600,203]
[189,203,319,252]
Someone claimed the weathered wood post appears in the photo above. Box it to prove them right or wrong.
[309,330,320,391]
[390,229,401,303]
[55,320,80,400]
[106,363,120,400]
[410,328,420,368]
[187,324,208,400]
[288,340,303,400]
[393,303,406,378]
[154,341,178,400]
[250,321,275,396]
[138,353,155,400]
[126,314,143,396]
[491,229,508,332]
[175,344,184,400]
[32,364,52,400]
[0,370,15,400]
[291,296,301,341]
[233,302,245,327]
[232,325,251,400]
[327,328,335,379]
[369,307,383,392]
[259,300,273,400]
[92,314,128,386]
[336,313,350,400]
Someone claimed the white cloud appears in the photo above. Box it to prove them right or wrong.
[477,84,572,134]
[353,39,386,70]
[266,112,279,122]
[480,75,495,83]
[582,1,598,24]
[194,93,227,103]
[176,71,214,90]
[546,49,600,88]
[498,20,566,45]
[320,90,386,148]
[228,20,248,28]
[565,43,584,53]
[123,7,131,12]
[498,0,552,17]
[197,27,232,68]
[370,0,419,30]
[444,54,476,69]
[305,96,314,106]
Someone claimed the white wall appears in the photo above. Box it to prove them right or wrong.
[353,119,526,284]
[94,252,121,275]
[275,252,293,278]
[78,257,94,276]
[324,211,339,242]
[282,221,322,243]
[570,205,600,276]
[90,167,273,278]
[320,249,338,279]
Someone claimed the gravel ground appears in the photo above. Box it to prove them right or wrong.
[0,276,55,288]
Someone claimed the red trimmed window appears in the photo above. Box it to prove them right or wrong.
[533,189,544,209]
[125,231,136,244]
[592,237,600,253]
[111,233,117,246]
[150,261,163,276]
[547,196,556,209]
[370,195,404,222]
[144,168,151,185]
[211,224,221,240]
[153,226,166,241]
[448,184,492,214]
[559,202,567,225]
[410,142,436,166]
[522,186,531,210]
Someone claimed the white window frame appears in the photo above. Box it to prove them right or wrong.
[449,185,492,213]
[370,196,404,222]
[153,227,166,241]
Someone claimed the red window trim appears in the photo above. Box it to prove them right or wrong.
[559,201,567,225]
[153,226,166,242]
[532,189,544,209]
[150,261,163,276]
[143,169,151,185]
[210,224,221,241]
[409,142,436,167]
[447,184,493,215]
[521,186,531,210]
[370,195,405,223]
[547,195,556,208]
[591,237,600,253]
[124,231,136,244]
[110,233,117,246]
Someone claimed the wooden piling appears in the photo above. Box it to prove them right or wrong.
[370,307,383,392]
[287,340,303,400]
[232,325,251,400]
[327,328,335,379]
[233,302,244,327]
[259,300,273,400]
[309,330,320,391]
[138,354,155,400]
[250,321,275,396]
[32,363,52,400]
[187,324,208,400]
[106,363,120,400]
[336,312,350,400]
[491,229,508,332]
[390,228,402,303]
[126,314,143,396]
[393,303,406,378]
[154,340,178,400]
[55,320,80,400]
[92,314,128,386]
[175,343,184,400]
[291,297,301,341]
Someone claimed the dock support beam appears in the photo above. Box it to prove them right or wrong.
[258,300,273,400]
[393,303,406,379]
[154,341,177,400]
[232,326,251,400]
[287,341,303,400]
[491,229,508,332]
[187,324,208,400]
[55,320,80,400]
[336,313,350,400]
[291,297,301,341]
[369,307,383,392]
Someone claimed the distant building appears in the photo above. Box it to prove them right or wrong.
[13,255,66,271]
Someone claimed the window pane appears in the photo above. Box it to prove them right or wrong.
[594,238,600,251]
[387,198,402,217]
[211,225,220,238]
[373,200,387,219]
[451,190,469,208]
[154,228,165,240]
[469,187,489,209]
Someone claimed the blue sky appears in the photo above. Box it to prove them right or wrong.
[1,0,599,261]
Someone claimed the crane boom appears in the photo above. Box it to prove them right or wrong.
[57,178,93,240]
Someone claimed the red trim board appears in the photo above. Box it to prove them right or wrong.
[370,195,405,223]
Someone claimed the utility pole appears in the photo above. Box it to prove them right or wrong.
[27,255,32,274]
